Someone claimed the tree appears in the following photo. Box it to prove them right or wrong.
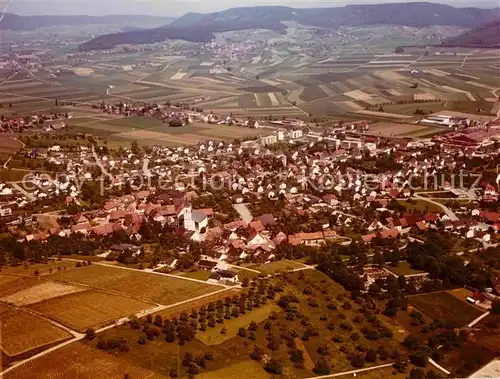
[131,140,140,155]
[411,350,429,367]
[264,358,283,374]
[154,315,163,327]
[394,358,408,373]
[85,328,96,340]
[313,359,331,375]
[290,349,304,363]
[237,327,247,337]
[182,352,193,366]
[491,300,500,314]
[365,349,377,363]
[373,252,385,266]
[368,283,381,295]
[165,327,176,343]
[395,46,405,53]
[426,370,442,379]
[250,345,263,360]
[350,354,365,368]
[317,343,329,355]
[410,367,426,379]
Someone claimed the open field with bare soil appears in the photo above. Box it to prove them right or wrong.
[28,289,154,331]
[4,341,153,379]
[0,276,41,298]
[71,119,265,147]
[367,122,443,137]
[1,281,85,306]
[47,264,220,305]
[0,307,72,357]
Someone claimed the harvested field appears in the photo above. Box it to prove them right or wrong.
[300,86,328,102]
[254,93,272,107]
[368,122,422,136]
[356,110,414,119]
[1,281,85,306]
[1,308,71,357]
[28,290,153,331]
[48,264,220,305]
[0,276,40,298]
[238,94,258,108]
[4,342,153,379]
[408,291,484,327]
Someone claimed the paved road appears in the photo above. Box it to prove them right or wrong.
[467,311,490,328]
[428,358,451,375]
[303,363,394,379]
[228,264,261,274]
[414,194,459,221]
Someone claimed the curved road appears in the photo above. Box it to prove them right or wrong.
[414,193,459,221]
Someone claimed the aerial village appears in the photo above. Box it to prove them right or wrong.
[0,101,499,309]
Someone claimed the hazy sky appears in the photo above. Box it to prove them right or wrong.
[6,0,499,16]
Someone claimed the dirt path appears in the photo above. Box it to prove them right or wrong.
[294,338,314,371]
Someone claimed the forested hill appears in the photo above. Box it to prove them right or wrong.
[78,2,500,51]
[0,13,175,30]
[441,20,500,47]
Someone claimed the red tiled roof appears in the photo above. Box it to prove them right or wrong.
[380,229,399,239]
[249,220,265,232]
[71,223,91,232]
[110,210,127,220]
[362,233,377,243]
[93,223,114,236]
[480,211,500,223]
[199,208,214,217]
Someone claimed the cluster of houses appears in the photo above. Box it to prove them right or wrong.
[0,112,71,133]
[0,107,499,288]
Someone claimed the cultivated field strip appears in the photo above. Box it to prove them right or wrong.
[1,308,72,357]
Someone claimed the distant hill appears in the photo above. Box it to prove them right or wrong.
[0,13,175,30]
[441,20,500,47]
[79,2,500,51]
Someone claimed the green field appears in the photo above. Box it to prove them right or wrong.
[105,116,165,129]
[196,303,281,345]
[249,260,306,275]
[194,360,268,379]
[384,262,425,276]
